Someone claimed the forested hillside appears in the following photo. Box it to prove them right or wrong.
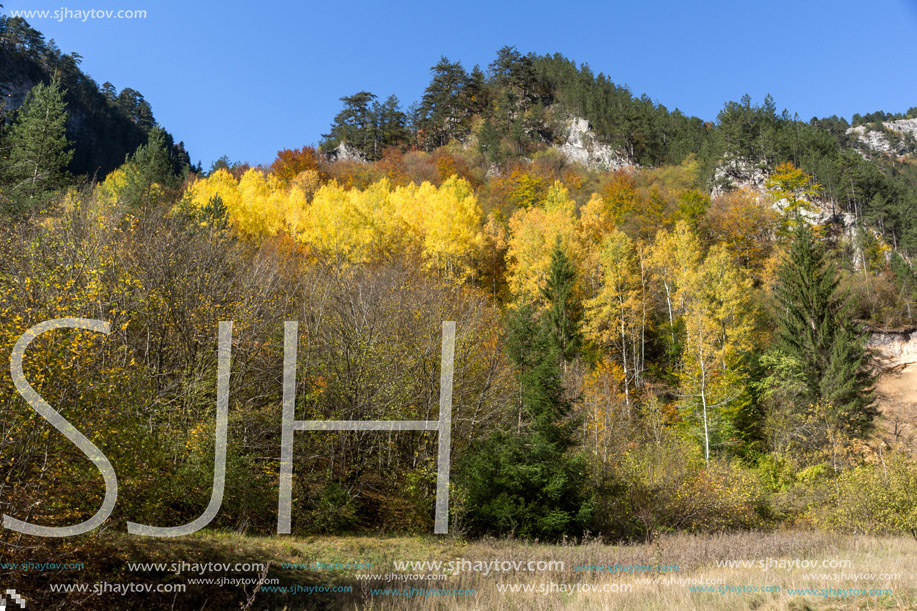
[3,28,917,605]
[0,13,192,179]
[322,47,917,254]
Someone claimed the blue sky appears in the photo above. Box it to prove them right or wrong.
[4,0,917,168]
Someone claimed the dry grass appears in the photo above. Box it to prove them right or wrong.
[14,529,915,609]
[347,531,914,610]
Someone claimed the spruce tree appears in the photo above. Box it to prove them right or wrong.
[458,245,591,540]
[541,239,582,363]
[464,65,488,115]
[1,76,72,213]
[120,126,179,209]
[772,224,875,436]
[375,95,409,154]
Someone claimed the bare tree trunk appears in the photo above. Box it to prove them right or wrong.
[663,279,675,346]
[638,247,647,389]
[619,300,630,413]
[700,350,710,465]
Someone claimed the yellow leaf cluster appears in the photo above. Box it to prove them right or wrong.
[505,181,582,299]
[183,171,483,279]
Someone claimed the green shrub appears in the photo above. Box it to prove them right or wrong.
[607,435,768,540]
[811,454,917,537]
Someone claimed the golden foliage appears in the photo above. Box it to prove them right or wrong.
[183,171,483,280]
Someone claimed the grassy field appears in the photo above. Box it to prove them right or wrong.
[6,529,915,610]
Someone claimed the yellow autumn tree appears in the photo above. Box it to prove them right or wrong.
[576,193,616,296]
[648,221,703,346]
[387,177,482,279]
[765,161,822,234]
[704,188,776,278]
[235,169,290,236]
[95,166,129,208]
[581,358,627,464]
[506,180,578,300]
[306,178,405,262]
[185,168,310,238]
[185,167,241,220]
[678,244,754,463]
[600,171,639,223]
[284,181,311,239]
[584,229,645,408]
[416,176,482,280]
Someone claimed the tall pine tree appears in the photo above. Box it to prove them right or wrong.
[119,126,180,209]
[1,75,72,213]
[458,244,591,539]
[542,239,582,363]
[771,224,876,437]
[416,57,470,149]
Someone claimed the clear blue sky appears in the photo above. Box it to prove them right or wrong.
[5,0,917,169]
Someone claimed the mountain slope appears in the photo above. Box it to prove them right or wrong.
[0,14,191,178]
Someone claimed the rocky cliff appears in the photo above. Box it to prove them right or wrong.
[554,117,629,171]
[846,118,917,157]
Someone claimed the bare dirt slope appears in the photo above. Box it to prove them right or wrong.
[870,328,917,450]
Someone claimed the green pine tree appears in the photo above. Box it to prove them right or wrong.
[771,224,876,437]
[119,126,179,209]
[477,116,502,162]
[375,95,409,154]
[321,91,378,158]
[541,239,582,363]
[417,57,470,149]
[1,76,73,213]
[489,46,538,115]
[464,65,488,115]
[458,252,592,540]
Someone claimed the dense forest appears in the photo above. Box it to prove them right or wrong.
[321,47,917,255]
[2,22,917,590]
[0,14,192,179]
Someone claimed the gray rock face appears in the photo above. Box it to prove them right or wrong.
[1,77,94,160]
[325,142,367,163]
[554,117,628,171]
[710,157,858,227]
[846,118,917,156]
[711,158,770,198]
